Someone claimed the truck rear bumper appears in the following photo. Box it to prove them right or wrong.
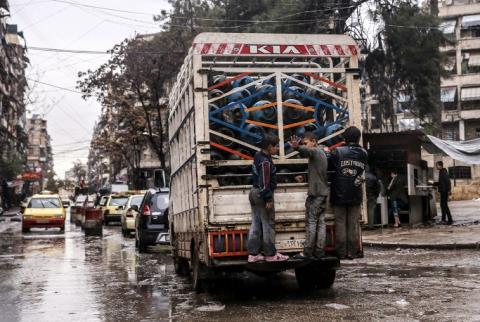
[211,256,340,273]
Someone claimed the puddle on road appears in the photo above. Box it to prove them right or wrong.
[1,220,480,321]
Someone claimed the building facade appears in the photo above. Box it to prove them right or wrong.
[0,1,29,178]
[432,0,480,182]
[26,115,53,187]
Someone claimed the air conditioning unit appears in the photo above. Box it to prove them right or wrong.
[464,53,470,60]
[445,0,453,5]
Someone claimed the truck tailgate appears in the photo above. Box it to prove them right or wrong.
[209,185,308,224]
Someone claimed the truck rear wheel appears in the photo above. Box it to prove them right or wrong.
[191,244,205,293]
[295,264,336,291]
[174,255,190,276]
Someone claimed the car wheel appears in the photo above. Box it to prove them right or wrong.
[138,237,148,253]
[22,226,30,233]
[104,219,109,226]
[60,225,65,232]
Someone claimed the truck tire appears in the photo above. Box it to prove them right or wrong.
[191,244,205,293]
[174,255,190,276]
[295,264,336,291]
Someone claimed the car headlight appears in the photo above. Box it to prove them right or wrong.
[55,214,64,218]
[23,215,32,219]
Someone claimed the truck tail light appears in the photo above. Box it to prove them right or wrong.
[142,205,151,216]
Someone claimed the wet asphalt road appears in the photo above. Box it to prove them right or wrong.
[1,211,480,322]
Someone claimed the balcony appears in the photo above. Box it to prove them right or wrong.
[440,3,480,18]
[442,73,480,87]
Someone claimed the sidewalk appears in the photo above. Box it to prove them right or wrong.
[363,200,480,249]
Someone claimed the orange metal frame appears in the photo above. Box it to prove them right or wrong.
[209,230,249,258]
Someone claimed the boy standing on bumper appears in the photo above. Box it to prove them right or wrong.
[247,134,289,263]
[289,132,329,259]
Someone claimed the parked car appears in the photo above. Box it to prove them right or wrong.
[22,193,66,233]
[103,194,129,225]
[135,188,169,253]
[121,194,144,237]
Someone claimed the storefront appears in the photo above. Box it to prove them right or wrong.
[364,132,436,226]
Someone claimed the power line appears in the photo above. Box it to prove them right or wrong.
[27,77,83,94]
[51,0,156,16]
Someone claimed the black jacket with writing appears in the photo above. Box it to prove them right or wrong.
[329,143,368,206]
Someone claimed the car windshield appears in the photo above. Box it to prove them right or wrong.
[152,193,169,211]
[130,196,143,208]
[29,198,61,208]
[109,197,128,206]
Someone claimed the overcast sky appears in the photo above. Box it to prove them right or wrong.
[10,0,171,179]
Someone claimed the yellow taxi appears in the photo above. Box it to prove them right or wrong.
[102,194,130,225]
[22,193,66,233]
[121,194,144,237]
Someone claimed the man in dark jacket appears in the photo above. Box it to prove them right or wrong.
[435,161,452,224]
[329,126,368,259]
[247,134,289,263]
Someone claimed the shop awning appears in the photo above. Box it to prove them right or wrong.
[468,55,480,67]
[427,135,480,165]
[462,14,480,28]
[440,20,456,34]
[441,87,457,103]
[461,87,480,101]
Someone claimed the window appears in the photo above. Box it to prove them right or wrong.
[461,14,480,38]
[445,56,457,75]
[440,20,456,35]
[448,166,472,179]
[441,87,457,110]
[462,52,480,74]
[29,198,61,209]
[461,87,480,110]
[370,104,382,129]
[442,125,459,140]
[108,197,128,207]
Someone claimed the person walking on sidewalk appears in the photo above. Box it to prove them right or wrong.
[329,126,368,259]
[247,134,289,263]
[434,161,453,225]
[366,166,380,229]
[288,132,329,259]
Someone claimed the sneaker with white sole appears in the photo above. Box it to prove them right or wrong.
[248,254,265,263]
[265,253,289,262]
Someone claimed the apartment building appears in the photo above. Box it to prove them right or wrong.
[26,115,53,178]
[432,0,480,181]
[0,1,29,176]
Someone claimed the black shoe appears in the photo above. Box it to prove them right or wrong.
[447,221,453,225]
[293,253,311,260]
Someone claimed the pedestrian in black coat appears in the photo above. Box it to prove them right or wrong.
[434,161,453,224]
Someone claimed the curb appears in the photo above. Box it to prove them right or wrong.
[363,241,480,250]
